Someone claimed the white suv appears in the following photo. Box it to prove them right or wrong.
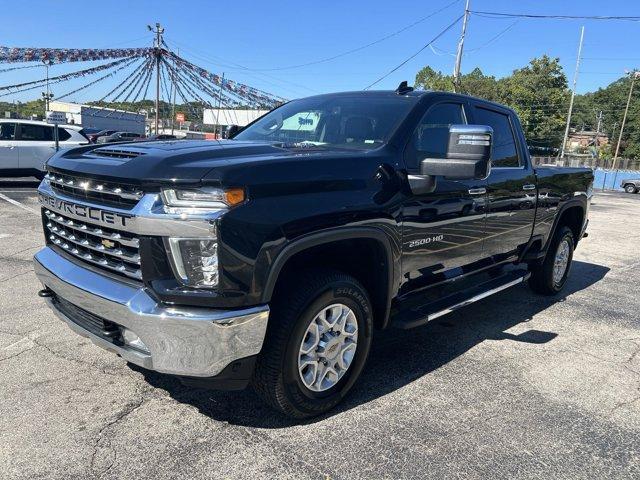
[0,119,89,179]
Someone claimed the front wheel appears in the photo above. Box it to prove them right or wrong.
[253,269,373,418]
[529,226,575,295]
[624,184,638,194]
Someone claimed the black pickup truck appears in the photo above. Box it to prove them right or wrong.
[34,84,593,418]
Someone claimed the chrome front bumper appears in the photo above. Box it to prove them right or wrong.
[34,247,269,377]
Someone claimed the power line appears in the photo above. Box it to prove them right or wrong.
[465,20,519,52]
[244,0,462,72]
[364,14,464,90]
[471,11,640,21]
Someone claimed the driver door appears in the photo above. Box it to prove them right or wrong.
[400,100,488,295]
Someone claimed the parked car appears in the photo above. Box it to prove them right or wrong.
[86,129,117,144]
[137,134,178,141]
[0,119,88,179]
[621,178,640,193]
[34,84,594,418]
[96,131,144,143]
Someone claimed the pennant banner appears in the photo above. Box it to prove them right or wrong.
[165,51,287,108]
[0,46,152,64]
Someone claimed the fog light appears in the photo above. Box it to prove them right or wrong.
[121,328,150,354]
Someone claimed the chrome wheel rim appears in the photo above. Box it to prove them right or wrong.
[553,238,571,286]
[297,303,359,393]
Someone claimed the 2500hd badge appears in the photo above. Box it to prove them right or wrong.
[38,193,130,228]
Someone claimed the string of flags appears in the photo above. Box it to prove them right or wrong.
[0,44,287,109]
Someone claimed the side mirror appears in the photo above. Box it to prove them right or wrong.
[420,124,493,180]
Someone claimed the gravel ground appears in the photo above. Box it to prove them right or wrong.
[0,178,638,479]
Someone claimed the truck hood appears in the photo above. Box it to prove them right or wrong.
[46,140,338,186]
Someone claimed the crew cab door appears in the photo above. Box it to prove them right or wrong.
[400,100,488,294]
[0,122,18,170]
[469,103,536,258]
[16,123,57,171]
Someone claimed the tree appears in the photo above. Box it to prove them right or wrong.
[500,56,569,147]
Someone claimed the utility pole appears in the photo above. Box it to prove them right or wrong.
[148,23,164,135]
[452,0,471,92]
[41,60,53,115]
[602,120,617,190]
[612,70,639,188]
[216,72,225,138]
[561,26,585,158]
[593,110,603,154]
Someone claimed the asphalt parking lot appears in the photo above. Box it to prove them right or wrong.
[0,179,639,480]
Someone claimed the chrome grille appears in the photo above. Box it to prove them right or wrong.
[46,172,143,209]
[44,209,142,280]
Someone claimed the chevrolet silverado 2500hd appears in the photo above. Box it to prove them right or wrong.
[34,84,594,418]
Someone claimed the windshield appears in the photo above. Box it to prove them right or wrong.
[234,95,416,149]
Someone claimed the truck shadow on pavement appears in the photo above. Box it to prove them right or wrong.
[133,260,609,428]
[0,179,41,189]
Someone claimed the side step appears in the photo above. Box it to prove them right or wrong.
[392,269,531,330]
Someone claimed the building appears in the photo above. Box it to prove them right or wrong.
[48,101,146,134]
[203,109,269,128]
[567,130,609,150]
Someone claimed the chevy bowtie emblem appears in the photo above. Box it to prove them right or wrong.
[101,239,116,249]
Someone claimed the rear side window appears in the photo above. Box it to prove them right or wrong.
[405,102,466,170]
[18,124,54,141]
[473,107,520,168]
[0,123,16,140]
[58,128,72,141]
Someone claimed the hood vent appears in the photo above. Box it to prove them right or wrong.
[92,148,145,159]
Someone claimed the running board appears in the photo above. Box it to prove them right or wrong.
[392,270,531,330]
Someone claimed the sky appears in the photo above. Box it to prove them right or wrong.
[2,0,640,104]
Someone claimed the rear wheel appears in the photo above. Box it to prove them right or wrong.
[529,226,574,295]
[253,269,373,418]
[624,184,638,194]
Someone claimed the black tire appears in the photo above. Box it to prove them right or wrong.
[252,268,373,419]
[624,184,637,194]
[529,226,574,295]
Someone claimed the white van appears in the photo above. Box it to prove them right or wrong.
[0,119,89,179]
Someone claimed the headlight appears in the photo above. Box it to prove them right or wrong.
[167,238,219,288]
[161,187,245,210]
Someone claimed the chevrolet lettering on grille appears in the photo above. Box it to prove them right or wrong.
[38,193,131,229]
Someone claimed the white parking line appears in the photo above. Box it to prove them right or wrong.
[0,192,39,215]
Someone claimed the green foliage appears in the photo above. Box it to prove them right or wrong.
[502,56,570,146]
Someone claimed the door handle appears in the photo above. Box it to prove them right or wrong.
[522,184,536,191]
[468,187,487,195]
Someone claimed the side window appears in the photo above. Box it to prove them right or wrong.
[18,124,54,141]
[405,103,465,170]
[58,128,71,141]
[473,107,520,167]
[0,123,16,140]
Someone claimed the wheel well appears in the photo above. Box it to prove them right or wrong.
[271,238,391,329]
[557,205,584,245]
